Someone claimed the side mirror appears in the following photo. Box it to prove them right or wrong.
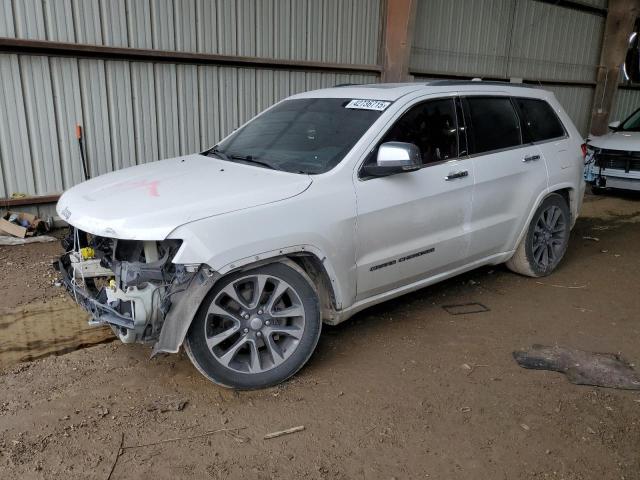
[362,142,422,177]
[609,120,621,130]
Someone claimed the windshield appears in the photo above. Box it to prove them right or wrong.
[208,98,385,174]
[619,108,640,132]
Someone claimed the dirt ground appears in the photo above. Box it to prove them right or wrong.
[1,192,639,480]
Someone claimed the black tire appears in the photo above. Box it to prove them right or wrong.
[184,262,321,389]
[506,193,571,277]
[590,184,606,195]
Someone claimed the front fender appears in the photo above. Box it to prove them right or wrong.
[153,247,345,355]
[152,266,221,355]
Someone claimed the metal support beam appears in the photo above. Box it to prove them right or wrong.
[0,38,382,75]
[590,0,640,135]
[381,0,417,82]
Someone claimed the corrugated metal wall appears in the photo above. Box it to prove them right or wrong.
[410,0,606,136]
[612,88,640,123]
[0,0,382,198]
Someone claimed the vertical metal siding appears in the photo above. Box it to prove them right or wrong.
[4,0,382,64]
[509,1,603,82]
[43,0,75,42]
[13,0,46,40]
[105,61,136,170]
[49,57,85,187]
[612,89,640,123]
[154,63,180,158]
[78,59,112,177]
[175,0,197,52]
[126,0,153,49]
[0,1,381,198]
[411,0,512,77]
[0,54,34,196]
[73,0,103,44]
[411,0,603,83]
[130,62,159,164]
[195,0,218,54]
[20,55,63,194]
[101,0,129,47]
[177,64,200,154]
[0,0,14,38]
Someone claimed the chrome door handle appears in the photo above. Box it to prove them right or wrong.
[444,170,469,181]
[523,154,541,162]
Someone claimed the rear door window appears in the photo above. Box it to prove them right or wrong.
[462,97,522,155]
[513,98,566,142]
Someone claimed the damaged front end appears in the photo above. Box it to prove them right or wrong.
[55,228,197,345]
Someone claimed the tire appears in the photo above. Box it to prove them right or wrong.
[184,262,321,389]
[506,193,571,277]
[590,184,606,195]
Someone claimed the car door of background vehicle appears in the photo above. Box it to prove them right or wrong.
[462,95,548,261]
[354,97,475,302]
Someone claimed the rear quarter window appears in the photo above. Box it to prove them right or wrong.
[513,98,566,143]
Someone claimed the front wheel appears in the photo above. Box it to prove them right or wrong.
[506,193,571,277]
[184,262,321,389]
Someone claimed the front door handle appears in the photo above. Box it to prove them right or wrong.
[523,154,541,162]
[444,170,469,181]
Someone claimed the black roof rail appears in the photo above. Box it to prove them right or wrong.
[425,80,538,89]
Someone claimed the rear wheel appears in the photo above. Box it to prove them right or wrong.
[506,193,570,277]
[184,262,321,389]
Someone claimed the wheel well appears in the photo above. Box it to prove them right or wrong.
[288,254,338,323]
[549,187,572,220]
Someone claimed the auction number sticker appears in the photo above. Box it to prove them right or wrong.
[345,99,391,111]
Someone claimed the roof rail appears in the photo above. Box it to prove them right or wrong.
[426,80,538,89]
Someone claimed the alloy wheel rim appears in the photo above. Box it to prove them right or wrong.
[532,205,566,270]
[204,274,305,374]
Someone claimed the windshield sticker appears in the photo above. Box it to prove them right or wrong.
[345,99,391,111]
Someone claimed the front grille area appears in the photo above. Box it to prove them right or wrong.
[594,149,640,172]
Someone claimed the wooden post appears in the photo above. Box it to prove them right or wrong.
[590,0,640,135]
[381,0,417,83]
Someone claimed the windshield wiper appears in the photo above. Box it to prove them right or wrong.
[229,154,279,170]
[204,147,279,170]
[204,146,230,161]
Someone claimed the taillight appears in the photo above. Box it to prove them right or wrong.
[581,143,587,159]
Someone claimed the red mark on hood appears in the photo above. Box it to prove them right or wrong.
[113,179,160,197]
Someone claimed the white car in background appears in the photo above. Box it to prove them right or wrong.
[585,107,640,193]
[56,81,586,389]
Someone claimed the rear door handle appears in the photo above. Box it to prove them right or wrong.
[523,154,541,162]
[444,170,469,181]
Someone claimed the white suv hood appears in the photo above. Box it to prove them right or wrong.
[589,130,640,150]
[57,154,312,240]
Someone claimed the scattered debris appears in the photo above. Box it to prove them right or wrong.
[145,398,188,413]
[122,427,246,450]
[520,423,530,431]
[106,432,124,480]
[582,236,600,242]
[0,235,56,246]
[0,211,49,239]
[459,407,472,413]
[513,345,640,390]
[442,302,490,315]
[465,364,489,376]
[264,425,305,440]
[535,281,587,289]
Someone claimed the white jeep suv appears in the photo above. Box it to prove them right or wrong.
[56,81,586,389]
